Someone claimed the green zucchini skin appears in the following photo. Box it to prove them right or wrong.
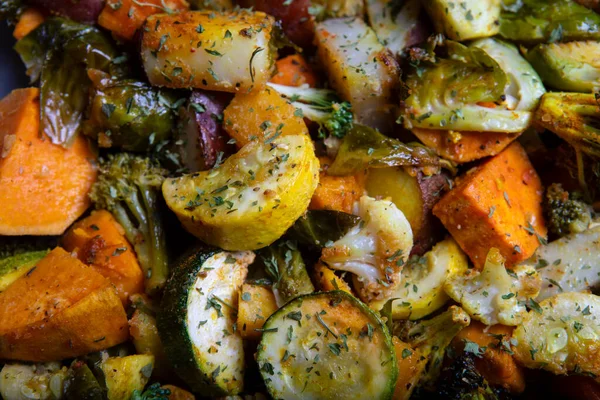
[257,290,398,400]
[157,246,250,397]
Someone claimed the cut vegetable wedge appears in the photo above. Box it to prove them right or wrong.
[163,134,319,250]
[158,247,254,396]
[257,291,397,400]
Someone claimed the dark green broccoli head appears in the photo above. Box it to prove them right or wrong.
[131,383,171,400]
[436,353,499,400]
[544,183,592,237]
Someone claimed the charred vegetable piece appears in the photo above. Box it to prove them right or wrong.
[327,124,452,176]
[499,0,600,43]
[158,247,254,396]
[14,17,126,146]
[424,0,501,41]
[259,240,314,305]
[526,41,600,92]
[83,78,178,152]
[89,154,169,295]
[177,90,233,172]
[404,38,543,133]
[65,362,105,400]
[163,134,319,251]
[257,291,398,400]
[315,18,400,132]
[365,0,427,56]
[141,10,277,92]
[0,0,25,24]
[287,210,361,248]
[535,92,600,158]
[513,292,600,378]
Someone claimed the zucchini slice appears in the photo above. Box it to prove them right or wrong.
[0,250,48,292]
[158,247,255,396]
[257,291,397,400]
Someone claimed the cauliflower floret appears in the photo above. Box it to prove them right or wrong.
[321,195,413,303]
[520,226,600,301]
[513,292,600,378]
[444,248,541,326]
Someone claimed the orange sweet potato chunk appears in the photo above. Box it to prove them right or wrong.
[62,210,144,305]
[13,8,45,40]
[0,88,97,236]
[413,128,520,164]
[309,157,364,213]
[433,142,546,268]
[0,247,128,361]
[270,54,318,88]
[98,0,189,40]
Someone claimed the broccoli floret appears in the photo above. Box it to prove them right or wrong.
[395,305,471,391]
[131,383,171,400]
[544,183,592,237]
[436,353,501,400]
[267,83,353,138]
[89,153,169,295]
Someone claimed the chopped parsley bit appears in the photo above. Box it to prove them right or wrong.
[463,339,486,357]
[241,292,251,301]
[401,348,413,359]
[316,313,338,339]
[328,343,342,356]
[501,293,515,300]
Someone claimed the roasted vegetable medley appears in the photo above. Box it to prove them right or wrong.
[2,0,600,399]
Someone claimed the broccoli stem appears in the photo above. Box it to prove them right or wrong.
[139,185,169,293]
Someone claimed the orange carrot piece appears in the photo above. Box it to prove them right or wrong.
[309,157,364,213]
[270,54,318,87]
[453,321,526,393]
[392,337,426,400]
[413,128,520,164]
[13,8,45,40]
[0,247,128,361]
[62,210,144,305]
[0,88,97,236]
[98,0,189,40]
[433,142,546,268]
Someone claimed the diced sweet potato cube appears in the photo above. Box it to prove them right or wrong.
[98,0,189,40]
[0,88,97,235]
[270,54,318,88]
[309,157,364,213]
[62,210,144,305]
[433,142,546,268]
[237,283,278,340]
[0,248,129,361]
[13,8,45,40]
[313,262,352,293]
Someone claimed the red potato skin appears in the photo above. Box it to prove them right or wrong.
[29,0,104,24]
[411,172,449,256]
[240,0,315,49]
[178,91,235,172]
